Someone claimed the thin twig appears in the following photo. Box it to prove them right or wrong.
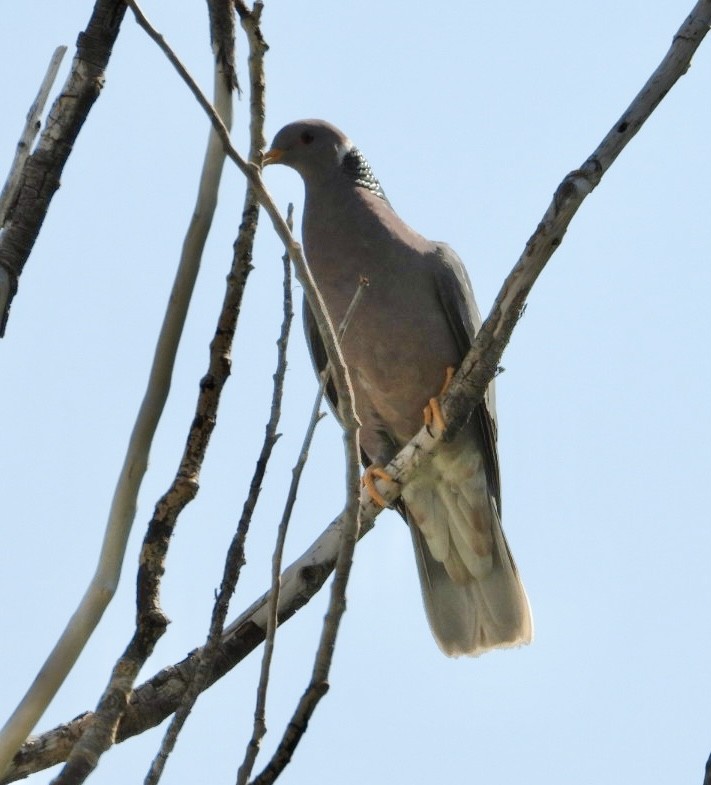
[235,209,294,785]
[250,496,362,785]
[249,389,362,785]
[268,274,369,555]
[0,45,67,227]
[237,273,368,785]
[0,40,69,766]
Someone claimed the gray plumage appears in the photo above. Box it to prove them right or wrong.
[265,119,532,656]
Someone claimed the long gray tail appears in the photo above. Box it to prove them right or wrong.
[404,466,532,657]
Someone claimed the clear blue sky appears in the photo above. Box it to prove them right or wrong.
[2,2,710,784]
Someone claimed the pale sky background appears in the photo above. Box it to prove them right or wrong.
[2,2,710,784]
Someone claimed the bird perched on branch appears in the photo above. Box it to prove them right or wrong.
[264,119,532,656]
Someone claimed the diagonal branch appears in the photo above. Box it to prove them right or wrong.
[235,210,296,785]
[0,0,128,337]
[440,0,711,435]
[0,45,67,228]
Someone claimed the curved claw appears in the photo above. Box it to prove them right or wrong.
[423,366,455,434]
[362,465,394,508]
[424,397,447,433]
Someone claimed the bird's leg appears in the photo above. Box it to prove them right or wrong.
[423,366,455,434]
[362,465,394,508]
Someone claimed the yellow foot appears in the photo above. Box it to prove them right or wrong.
[423,366,455,433]
[362,465,394,508]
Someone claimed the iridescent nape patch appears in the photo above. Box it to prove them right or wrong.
[341,147,390,203]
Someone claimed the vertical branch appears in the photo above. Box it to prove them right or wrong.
[235,216,294,785]
[144,210,283,785]
[236,1,268,161]
[207,0,239,93]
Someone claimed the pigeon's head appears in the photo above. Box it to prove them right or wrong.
[264,119,389,201]
[263,119,353,178]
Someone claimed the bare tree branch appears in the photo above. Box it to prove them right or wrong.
[0,40,67,483]
[247,379,362,785]
[207,0,239,93]
[441,0,711,436]
[0,0,127,337]
[0,45,67,228]
[1,503,371,785]
[235,210,295,785]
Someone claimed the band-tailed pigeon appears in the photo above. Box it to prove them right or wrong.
[264,119,532,656]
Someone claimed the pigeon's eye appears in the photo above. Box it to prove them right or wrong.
[300,131,315,145]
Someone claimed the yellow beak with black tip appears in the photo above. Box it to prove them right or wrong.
[262,148,284,166]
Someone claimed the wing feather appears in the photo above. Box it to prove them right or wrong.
[431,243,501,510]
